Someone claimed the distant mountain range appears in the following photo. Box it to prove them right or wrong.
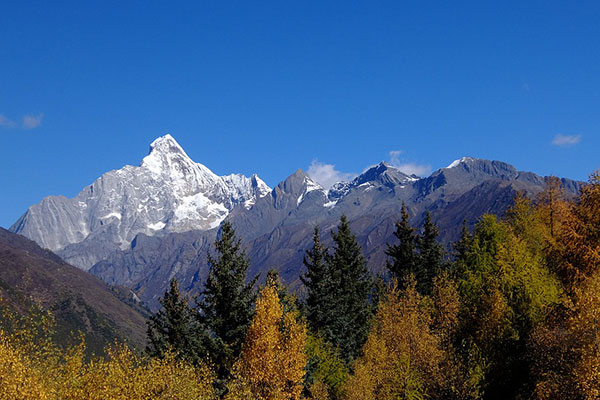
[10,135,583,309]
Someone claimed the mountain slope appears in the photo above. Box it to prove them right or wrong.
[0,228,147,354]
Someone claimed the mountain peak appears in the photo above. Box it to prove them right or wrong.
[435,157,519,182]
[141,134,208,177]
[445,157,476,169]
[354,161,413,186]
[148,134,189,158]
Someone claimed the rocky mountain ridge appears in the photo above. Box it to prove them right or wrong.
[11,134,270,269]
[10,135,584,309]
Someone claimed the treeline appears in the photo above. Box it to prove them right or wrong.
[1,172,600,399]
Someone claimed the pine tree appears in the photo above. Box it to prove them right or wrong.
[300,226,332,334]
[146,278,203,364]
[415,212,446,295]
[453,220,472,262]
[385,203,418,285]
[196,221,257,383]
[327,215,373,364]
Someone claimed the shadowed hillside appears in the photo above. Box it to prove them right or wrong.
[0,228,147,355]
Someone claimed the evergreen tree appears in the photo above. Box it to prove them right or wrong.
[385,203,418,285]
[327,215,373,364]
[453,220,472,262]
[300,226,332,334]
[415,212,446,295]
[146,278,203,364]
[196,221,258,383]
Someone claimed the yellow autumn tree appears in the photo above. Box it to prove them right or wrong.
[0,300,218,400]
[554,171,600,287]
[532,272,600,400]
[52,343,217,400]
[530,172,600,399]
[226,282,307,400]
[0,329,49,400]
[344,278,476,400]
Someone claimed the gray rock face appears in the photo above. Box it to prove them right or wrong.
[11,138,584,310]
[10,134,270,269]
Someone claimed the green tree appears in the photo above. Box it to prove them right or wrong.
[456,214,562,399]
[327,215,373,364]
[305,334,348,400]
[385,203,418,285]
[146,278,204,364]
[196,221,257,384]
[415,212,446,295]
[452,219,472,264]
[386,207,445,294]
[301,226,333,335]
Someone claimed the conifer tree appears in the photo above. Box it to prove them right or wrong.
[196,221,257,383]
[146,278,203,364]
[327,215,373,364]
[385,203,418,284]
[453,219,472,263]
[300,226,332,334]
[415,212,446,295]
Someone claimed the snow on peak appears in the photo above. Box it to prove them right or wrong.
[305,176,323,192]
[251,174,272,198]
[149,134,186,154]
[14,134,273,256]
[142,134,197,174]
[141,135,222,194]
[297,176,325,205]
[446,157,475,169]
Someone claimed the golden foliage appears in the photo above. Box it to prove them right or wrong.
[0,330,49,400]
[530,173,600,399]
[52,344,216,400]
[344,279,462,400]
[309,379,330,400]
[344,277,482,400]
[553,171,600,287]
[532,273,600,399]
[0,323,217,400]
[226,283,307,400]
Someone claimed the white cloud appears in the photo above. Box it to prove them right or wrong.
[552,134,582,147]
[389,150,403,166]
[387,150,432,177]
[22,113,43,129]
[0,114,16,128]
[307,160,356,189]
[394,162,432,177]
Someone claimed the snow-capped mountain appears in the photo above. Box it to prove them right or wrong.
[10,135,584,309]
[10,134,270,268]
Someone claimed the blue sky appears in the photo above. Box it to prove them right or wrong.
[1,1,599,228]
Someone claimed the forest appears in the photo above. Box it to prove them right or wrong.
[1,172,599,400]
